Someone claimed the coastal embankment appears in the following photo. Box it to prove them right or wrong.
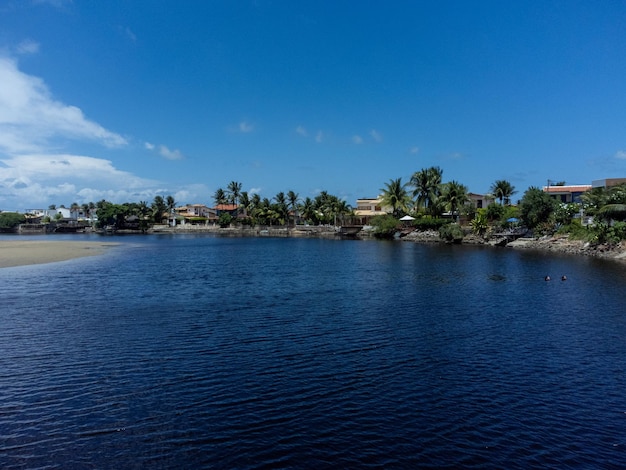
[402,229,626,261]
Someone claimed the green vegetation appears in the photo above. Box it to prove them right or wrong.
[23,173,626,246]
[439,223,464,243]
[370,214,399,239]
[0,212,26,229]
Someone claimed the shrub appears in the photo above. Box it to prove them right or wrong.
[370,214,399,238]
[218,213,233,228]
[439,223,464,243]
[413,216,450,231]
[0,212,26,229]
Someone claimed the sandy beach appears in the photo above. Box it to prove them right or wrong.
[0,240,118,268]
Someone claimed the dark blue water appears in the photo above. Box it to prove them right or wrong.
[1,235,626,469]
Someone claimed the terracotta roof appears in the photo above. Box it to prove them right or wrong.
[213,204,238,210]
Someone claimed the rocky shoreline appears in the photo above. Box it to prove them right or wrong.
[402,229,626,261]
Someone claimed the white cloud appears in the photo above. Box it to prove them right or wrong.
[315,131,323,143]
[249,187,262,194]
[124,27,137,42]
[0,57,199,210]
[0,56,127,154]
[239,121,254,133]
[159,145,184,160]
[615,150,626,160]
[32,0,72,8]
[0,153,162,208]
[296,125,307,137]
[409,146,420,154]
[370,129,382,143]
[16,39,40,55]
[352,135,363,145]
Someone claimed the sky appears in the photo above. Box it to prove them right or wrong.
[1,0,625,211]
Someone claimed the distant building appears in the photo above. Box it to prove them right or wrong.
[174,204,216,225]
[468,193,495,209]
[353,197,391,225]
[592,178,626,189]
[542,184,591,203]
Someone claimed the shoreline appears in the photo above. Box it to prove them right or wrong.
[0,240,118,268]
[2,228,625,268]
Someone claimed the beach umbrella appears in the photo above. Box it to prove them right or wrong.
[399,215,415,221]
[507,217,519,223]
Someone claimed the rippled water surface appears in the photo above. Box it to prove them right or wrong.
[1,234,626,469]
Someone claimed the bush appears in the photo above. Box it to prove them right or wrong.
[370,214,399,238]
[413,216,450,231]
[0,212,26,229]
[439,223,464,243]
[218,213,233,228]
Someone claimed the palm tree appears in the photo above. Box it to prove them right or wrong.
[226,181,242,210]
[439,180,469,222]
[213,188,227,206]
[239,191,251,218]
[490,180,517,205]
[410,166,442,214]
[287,190,300,227]
[151,195,167,223]
[334,199,354,226]
[299,197,316,224]
[379,177,412,218]
[274,192,288,225]
[166,195,176,214]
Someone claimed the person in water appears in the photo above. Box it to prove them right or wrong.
[561,275,567,281]
[545,275,551,281]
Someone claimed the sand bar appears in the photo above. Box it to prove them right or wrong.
[0,240,118,268]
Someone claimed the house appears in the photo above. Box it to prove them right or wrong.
[468,193,495,209]
[592,178,626,189]
[212,204,238,217]
[174,204,216,225]
[353,197,391,225]
[542,184,591,203]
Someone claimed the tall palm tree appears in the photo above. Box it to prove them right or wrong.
[239,191,251,218]
[379,177,412,218]
[299,197,316,224]
[287,190,300,227]
[166,195,176,214]
[439,181,469,222]
[213,188,227,206]
[411,166,443,214]
[490,180,517,205]
[151,195,167,223]
[274,192,288,225]
[226,181,242,209]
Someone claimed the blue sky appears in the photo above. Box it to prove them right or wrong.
[1,0,625,210]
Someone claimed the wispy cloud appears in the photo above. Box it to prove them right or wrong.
[370,129,382,143]
[158,145,184,160]
[144,141,183,160]
[615,150,626,160]
[296,125,307,137]
[409,146,420,154]
[32,0,73,8]
[124,27,137,42]
[0,57,190,208]
[15,39,40,55]
[352,135,363,145]
[238,121,254,133]
[315,131,323,143]
[0,56,127,154]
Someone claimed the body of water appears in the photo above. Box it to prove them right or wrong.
[1,234,626,468]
